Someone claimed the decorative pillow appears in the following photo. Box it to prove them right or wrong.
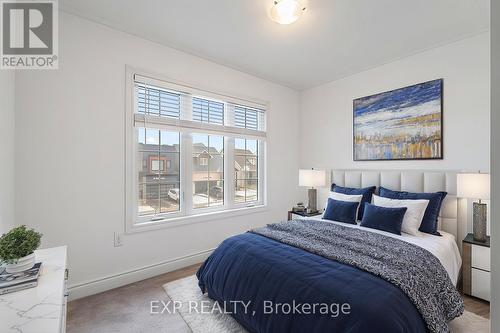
[331,184,376,221]
[372,195,429,236]
[324,192,363,219]
[323,198,359,224]
[360,203,407,235]
[378,187,447,236]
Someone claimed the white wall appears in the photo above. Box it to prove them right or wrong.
[0,71,15,234]
[15,13,300,298]
[299,33,490,173]
[490,1,499,330]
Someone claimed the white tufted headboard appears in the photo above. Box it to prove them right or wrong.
[324,170,467,245]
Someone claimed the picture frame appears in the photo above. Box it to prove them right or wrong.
[353,79,443,161]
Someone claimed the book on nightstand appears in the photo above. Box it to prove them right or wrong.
[0,262,42,295]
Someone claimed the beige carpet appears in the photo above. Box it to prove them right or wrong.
[164,275,490,333]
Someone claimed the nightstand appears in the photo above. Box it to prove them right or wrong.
[462,233,490,301]
[287,210,323,221]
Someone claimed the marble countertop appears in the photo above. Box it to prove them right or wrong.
[0,246,67,333]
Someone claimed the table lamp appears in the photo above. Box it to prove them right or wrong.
[457,173,490,242]
[299,169,326,213]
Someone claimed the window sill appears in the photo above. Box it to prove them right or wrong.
[126,205,268,234]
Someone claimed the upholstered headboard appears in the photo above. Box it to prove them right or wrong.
[324,170,467,245]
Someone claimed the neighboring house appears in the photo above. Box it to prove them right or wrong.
[137,142,255,201]
[192,143,224,194]
[234,148,258,185]
[137,142,180,200]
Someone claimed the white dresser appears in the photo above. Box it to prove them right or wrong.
[462,234,490,301]
[0,246,68,333]
[287,210,323,221]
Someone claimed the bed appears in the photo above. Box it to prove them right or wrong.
[302,216,462,285]
[197,170,465,333]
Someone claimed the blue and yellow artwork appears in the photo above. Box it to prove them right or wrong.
[353,79,443,161]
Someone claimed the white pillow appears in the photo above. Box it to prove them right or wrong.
[372,195,429,236]
[323,192,363,220]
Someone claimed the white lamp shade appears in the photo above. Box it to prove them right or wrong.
[299,169,326,188]
[457,173,490,199]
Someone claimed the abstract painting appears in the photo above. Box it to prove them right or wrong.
[353,79,443,161]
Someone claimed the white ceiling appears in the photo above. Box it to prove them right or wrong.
[60,0,490,90]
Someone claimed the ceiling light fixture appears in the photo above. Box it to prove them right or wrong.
[270,0,306,25]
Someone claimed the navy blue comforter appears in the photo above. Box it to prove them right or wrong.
[197,233,427,333]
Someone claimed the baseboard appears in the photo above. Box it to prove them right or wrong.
[67,248,214,301]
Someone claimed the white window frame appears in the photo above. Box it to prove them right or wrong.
[125,66,268,233]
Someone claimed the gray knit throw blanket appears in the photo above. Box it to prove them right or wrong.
[251,219,464,333]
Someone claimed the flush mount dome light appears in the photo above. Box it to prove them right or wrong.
[270,0,306,25]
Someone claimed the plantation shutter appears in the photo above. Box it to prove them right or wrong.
[133,74,267,139]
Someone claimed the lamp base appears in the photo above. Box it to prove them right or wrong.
[307,188,318,214]
[473,202,487,242]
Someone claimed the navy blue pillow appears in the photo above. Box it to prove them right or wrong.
[360,203,407,235]
[378,187,447,236]
[331,184,376,220]
[323,198,359,224]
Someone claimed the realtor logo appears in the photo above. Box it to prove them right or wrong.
[1,0,58,69]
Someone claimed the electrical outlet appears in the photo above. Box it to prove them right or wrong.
[114,232,123,247]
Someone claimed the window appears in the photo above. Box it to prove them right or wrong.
[137,84,181,118]
[192,134,224,209]
[234,138,259,203]
[150,158,166,172]
[199,157,208,166]
[192,97,224,124]
[127,70,267,229]
[234,106,262,130]
[137,128,180,217]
